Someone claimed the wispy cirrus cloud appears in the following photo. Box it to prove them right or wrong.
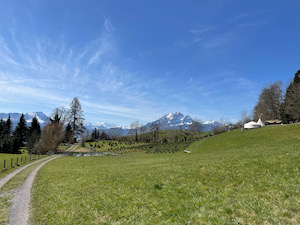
[238,22,268,27]
[103,16,114,33]
[0,17,166,124]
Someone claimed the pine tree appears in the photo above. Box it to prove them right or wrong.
[0,116,14,153]
[13,114,28,148]
[283,70,300,122]
[69,97,85,141]
[4,115,12,137]
[0,119,4,152]
[91,128,100,140]
[27,117,41,151]
[100,130,108,140]
[64,123,73,143]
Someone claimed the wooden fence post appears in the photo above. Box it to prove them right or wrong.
[11,158,13,168]
[3,160,6,170]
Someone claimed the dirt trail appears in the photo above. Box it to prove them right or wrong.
[65,144,79,152]
[8,155,62,225]
[0,156,54,189]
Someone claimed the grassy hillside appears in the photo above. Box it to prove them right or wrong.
[31,124,300,224]
[122,130,211,143]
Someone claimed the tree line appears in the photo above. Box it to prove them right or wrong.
[0,114,41,154]
[252,69,300,123]
[0,97,85,154]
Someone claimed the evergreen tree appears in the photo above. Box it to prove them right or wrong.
[0,118,4,140]
[0,119,4,152]
[100,130,108,140]
[69,97,85,141]
[13,114,28,147]
[91,128,100,140]
[4,115,12,137]
[283,70,300,122]
[0,116,14,153]
[64,123,73,143]
[27,117,42,151]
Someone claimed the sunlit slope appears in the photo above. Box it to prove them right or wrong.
[31,124,300,224]
[189,124,300,160]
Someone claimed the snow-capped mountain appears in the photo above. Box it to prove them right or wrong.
[145,112,193,130]
[0,111,221,133]
[145,112,220,131]
[201,120,221,132]
[84,122,122,130]
[0,112,50,129]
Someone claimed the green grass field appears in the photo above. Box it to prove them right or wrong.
[79,140,146,152]
[0,153,46,178]
[79,140,191,154]
[31,124,300,224]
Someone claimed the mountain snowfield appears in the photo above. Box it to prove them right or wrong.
[84,122,122,130]
[0,112,219,132]
[145,112,193,130]
[145,112,219,131]
[0,112,50,129]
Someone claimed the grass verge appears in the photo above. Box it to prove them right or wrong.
[31,124,300,224]
[0,154,47,178]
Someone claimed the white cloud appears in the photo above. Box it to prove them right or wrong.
[238,23,267,27]
[190,25,214,34]
[204,36,228,48]
[104,16,114,33]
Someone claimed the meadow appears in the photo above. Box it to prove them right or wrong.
[31,124,300,224]
[0,152,46,178]
[79,140,191,154]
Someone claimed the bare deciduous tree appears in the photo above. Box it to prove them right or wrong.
[139,124,147,134]
[130,121,139,142]
[150,122,160,142]
[236,110,252,128]
[34,122,64,154]
[51,106,69,124]
[253,81,283,121]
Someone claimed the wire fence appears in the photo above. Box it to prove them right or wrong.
[0,154,46,172]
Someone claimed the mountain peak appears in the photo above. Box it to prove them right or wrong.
[146,112,193,130]
[0,112,50,129]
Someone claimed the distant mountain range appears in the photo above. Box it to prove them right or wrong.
[145,112,220,132]
[0,112,50,129]
[0,111,220,132]
[84,122,122,130]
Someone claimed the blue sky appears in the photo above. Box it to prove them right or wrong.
[0,0,299,126]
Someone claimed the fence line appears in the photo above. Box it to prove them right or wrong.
[1,155,43,172]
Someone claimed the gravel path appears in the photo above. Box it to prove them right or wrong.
[8,155,62,225]
[0,156,53,189]
[65,144,79,152]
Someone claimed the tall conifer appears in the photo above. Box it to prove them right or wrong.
[13,114,28,147]
[283,70,300,122]
[27,117,41,151]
